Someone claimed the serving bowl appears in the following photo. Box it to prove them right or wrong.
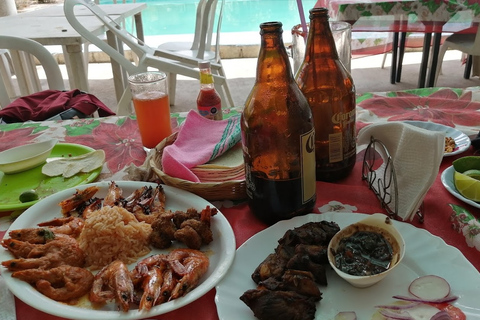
[327,213,405,288]
[0,139,58,174]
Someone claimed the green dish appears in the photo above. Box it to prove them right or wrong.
[0,143,102,212]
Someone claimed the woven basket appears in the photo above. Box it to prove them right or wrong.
[150,131,247,201]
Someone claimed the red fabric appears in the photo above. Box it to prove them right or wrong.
[0,89,115,123]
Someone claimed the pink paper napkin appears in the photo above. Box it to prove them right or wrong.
[161,110,241,182]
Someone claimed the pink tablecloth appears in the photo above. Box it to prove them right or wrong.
[1,87,480,320]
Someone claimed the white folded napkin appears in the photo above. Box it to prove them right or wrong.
[357,122,445,221]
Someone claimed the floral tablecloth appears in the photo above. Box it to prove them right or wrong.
[1,87,480,320]
[315,0,480,33]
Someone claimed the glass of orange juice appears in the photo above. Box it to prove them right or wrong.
[128,71,172,149]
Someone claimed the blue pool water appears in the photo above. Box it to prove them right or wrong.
[102,0,317,36]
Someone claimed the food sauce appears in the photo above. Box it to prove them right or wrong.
[333,231,393,276]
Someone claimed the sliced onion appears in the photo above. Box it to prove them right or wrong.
[430,310,453,320]
[405,304,442,320]
[392,295,458,304]
[375,302,420,310]
[334,311,357,320]
[408,275,451,300]
[379,309,414,320]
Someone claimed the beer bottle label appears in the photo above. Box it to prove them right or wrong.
[328,132,343,163]
[301,128,316,203]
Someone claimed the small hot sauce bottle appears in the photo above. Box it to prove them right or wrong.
[197,61,223,120]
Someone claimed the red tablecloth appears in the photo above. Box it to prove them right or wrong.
[1,87,480,320]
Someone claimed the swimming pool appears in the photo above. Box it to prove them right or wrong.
[102,0,317,36]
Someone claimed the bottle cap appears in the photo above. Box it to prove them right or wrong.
[198,61,211,69]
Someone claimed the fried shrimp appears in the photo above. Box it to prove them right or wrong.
[7,217,84,244]
[89,260,135,312]
[12,265,94,301]
[1,237,85,271]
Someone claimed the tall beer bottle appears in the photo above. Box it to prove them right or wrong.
[296,8,356,182]
[241,21,316,225]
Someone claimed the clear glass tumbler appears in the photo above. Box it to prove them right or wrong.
[128,71,173,149]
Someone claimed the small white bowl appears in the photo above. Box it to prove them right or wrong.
[0,139,58,174]
[327,213,405,288]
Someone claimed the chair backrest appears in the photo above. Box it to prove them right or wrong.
[0,35,64,108]
[64,0,150,77]
[196,0,225,62]
[64,0,229,115]
[192,0,217,51]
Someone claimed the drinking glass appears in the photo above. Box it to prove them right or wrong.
[128,71,172,149]
[291,21,352,73]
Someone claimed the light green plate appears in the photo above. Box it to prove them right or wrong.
[0,143,102,212]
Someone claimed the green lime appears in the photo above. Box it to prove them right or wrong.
[453,156,480,173]
[463,169,480,180]
[19,190,39,203]
[454,171,480,202]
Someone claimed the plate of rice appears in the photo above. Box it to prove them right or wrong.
[0,180,236,320]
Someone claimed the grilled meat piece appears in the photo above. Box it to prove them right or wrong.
[240,288,317,320]
[278,221,340,247]
[252,253,288,284]
[258,270,322,301]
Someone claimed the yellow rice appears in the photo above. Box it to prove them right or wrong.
[78,206,152,270]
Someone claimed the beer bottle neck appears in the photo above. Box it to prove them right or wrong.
[306,8,339,60]
[256,22,295,83]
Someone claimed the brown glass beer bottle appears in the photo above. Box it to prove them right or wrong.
[241,21,316,225]
[296,7,356,182]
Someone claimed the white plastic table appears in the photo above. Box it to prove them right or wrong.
[0,3,146,93]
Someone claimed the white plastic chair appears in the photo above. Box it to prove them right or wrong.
[157,0,232,107]
[434,26,480,86]
[85,0,137,72]
[0,35,65,109]
[158,0,220,60]
[64,0,234,116]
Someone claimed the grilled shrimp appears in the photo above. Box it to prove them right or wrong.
[138,264,167,311]
[103,181,123,207]
[89,260,135,312]
[12,265,94,301]
[122,185,167,224]
[167,249,209,300]
[58,186,99,215]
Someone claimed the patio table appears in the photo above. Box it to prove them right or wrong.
[1,86,480,319]
[0,3,146,93]
[315,0,480,87]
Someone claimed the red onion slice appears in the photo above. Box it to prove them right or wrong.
[430,310,453,320]
[408,275,451,300]
[375,302,420,310]
[392,295,458,304]
[379,309,415,320]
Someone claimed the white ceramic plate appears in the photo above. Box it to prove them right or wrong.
[441,165,480,209]
[215,212,480,320]
[0,181,236,320]
[404,120,471,156]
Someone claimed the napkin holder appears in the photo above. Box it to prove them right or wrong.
[362,136,424,222]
